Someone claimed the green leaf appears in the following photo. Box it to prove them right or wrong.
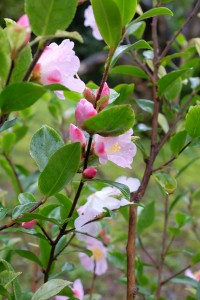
[10,44,32,83]
[91,0,122,48]
[126,21,146,38]
[158,113,169,133]
[0,27,11,87]
[135,99,154,114]
[171,276,197,288]
[170,131,187,156]
[12,202,36,219]
[164,77,182,101]
[2,132,16,154]
[17,212,60,225]
[0,82,46,113]
[84,104,135,136]
[111,65,148,79]
[0,285,11,299]
[111,40,152,67]
[38,143,81,196]
[176,156,200,178]
[137,201,155,234]
[91,179,130,200]
[0,118,17,132]
[0,270,21,288]
[18,192,36,204]
[0,203,9,219]
[30,125,64,171]
[15,250,42,267]
[0,156,21,194]
[158,69,191,96]
[175,213,192,228]
[155,172,177,194]
[113,0,137,26]
[197,281,200,300]
[31,279,70,300]
[25,0,78,36]
[133,7,173,23]
[186,105,200,138]
[192,252,200,264]
[108,251,126,271]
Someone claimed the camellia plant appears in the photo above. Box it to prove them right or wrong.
[0,0,200,299]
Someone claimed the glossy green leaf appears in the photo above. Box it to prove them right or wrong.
[91,179,130,200]
[0,270,21,288]
[126,21,146,38]
[0,204,9,219]
[17,212,60,225]
[10,44,32,83]
[18,193,36,204]
[186,105,200,138]
[84,104,135,136]
[30,125,64,171]
[0,156,21,194]
[158,69,191,96]
[170,131,187,156]
[114,84,134,105]
[0,118,17,132]
[0,285,11,299]
[38,143,81,196]
[25,0,78,36]
[0,27,11,87]
[137,201,155,234]
[176,156,200,178]
[31,279,70,300]
[2,132,16,154]
[164,77,182,101]
[155,172,177,193]
[0,82,46,113]
[111,40,152,67]
[135,99,154,114]
[111,65,148,79]
[15,250,42,267]
[108,251,126,271]
[91,0,122,48]
[0,259,22,299]
[12,202,36,219]
[113,0,137,26]
[133,7,173,23]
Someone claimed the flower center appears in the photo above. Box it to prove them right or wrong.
[107,143,121,154]
[91,247,104,261]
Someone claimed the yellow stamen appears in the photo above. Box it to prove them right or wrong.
[91,247,104,261]
[107,143,121,154]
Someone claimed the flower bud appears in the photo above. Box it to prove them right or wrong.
[83,167,97,179]
[75,99,97,128]
[69,123,86,146]
[96,83,110,111]
[84,88,95,104]
[22,220,37,229]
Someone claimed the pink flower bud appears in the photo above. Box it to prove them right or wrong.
[69,123,86,146]
[16,14,31,45]
[84,88,95,104]
[22,220,37,229]
[83,167,97,179]
[75,99,97,128]
[96,83,110,111]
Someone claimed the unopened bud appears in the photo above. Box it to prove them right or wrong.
[22,220,37,229]
[84,88,95,104]
[83,167,97,179]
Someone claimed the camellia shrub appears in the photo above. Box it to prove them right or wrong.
[0,0,200,299]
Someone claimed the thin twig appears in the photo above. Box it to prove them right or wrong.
[37,224,53,244]
[138,237,158,268]
[89,262,97,300]
[160,0,200,59]
[3,153,24,193]
[156,193,169,299]
[152,141,192,173]
[161,264,191,286]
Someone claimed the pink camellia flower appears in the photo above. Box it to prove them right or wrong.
[69,123,86,146]
[22,220,37,229]
[17,14,31,45]
[75,99,97,128]
[79,237,107,275]
[83,167,97,179]
[84,5,102,40]
[32,39,85,99]
[94,129,137,168]
[55,279,84,300]
[185,269,200,281]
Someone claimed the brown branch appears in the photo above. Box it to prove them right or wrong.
[160,0,200,59]
[37,224,53,244]
[156,193,169,299]
[161,264,191,286]
[138,237,158,268]
[0,196,48,231]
